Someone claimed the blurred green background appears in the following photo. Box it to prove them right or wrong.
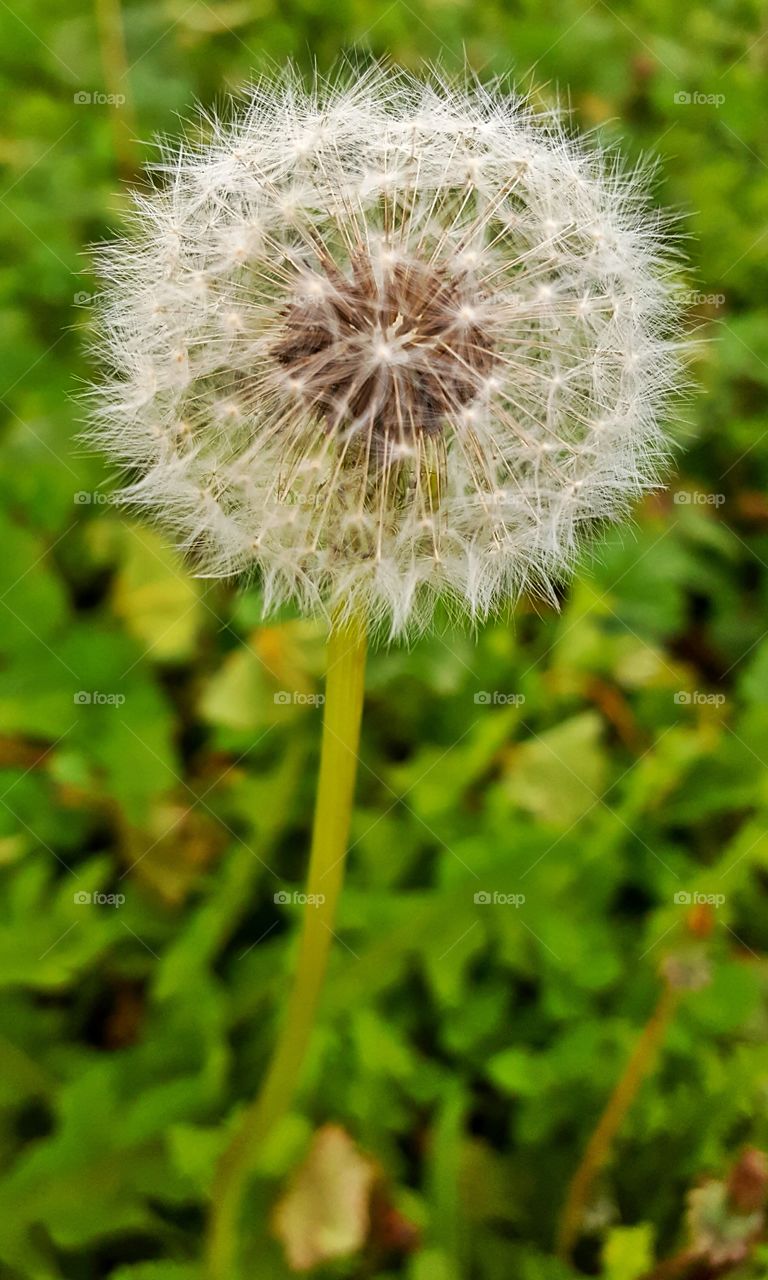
[2,1,768,1277]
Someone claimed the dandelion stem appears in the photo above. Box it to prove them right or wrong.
[206,608,367,1280]
[556,980,680,1260]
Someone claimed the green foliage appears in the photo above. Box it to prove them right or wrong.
[1,0,768,1276]
[602,1226,655,1280]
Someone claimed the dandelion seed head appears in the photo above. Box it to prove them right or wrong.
[88,64,685,640]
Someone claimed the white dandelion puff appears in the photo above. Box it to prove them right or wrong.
[87,64,685,640]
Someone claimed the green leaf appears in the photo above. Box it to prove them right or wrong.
[602,1224,656,1280]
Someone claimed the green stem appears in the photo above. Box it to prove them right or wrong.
[556,980,679,1260]
[206,609,368,1280]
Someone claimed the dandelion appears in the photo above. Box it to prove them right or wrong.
[90,64,681,641]
[88,64,684,1280]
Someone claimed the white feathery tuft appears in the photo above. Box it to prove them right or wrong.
[87,63,686,641]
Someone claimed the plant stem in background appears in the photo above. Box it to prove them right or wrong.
[94,0,138,178]
[557,980,680,1260]
[206,609,368,1280]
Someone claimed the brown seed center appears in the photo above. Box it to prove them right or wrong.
[272,250,495,440]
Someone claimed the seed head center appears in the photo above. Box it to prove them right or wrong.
[273,250,495,439]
